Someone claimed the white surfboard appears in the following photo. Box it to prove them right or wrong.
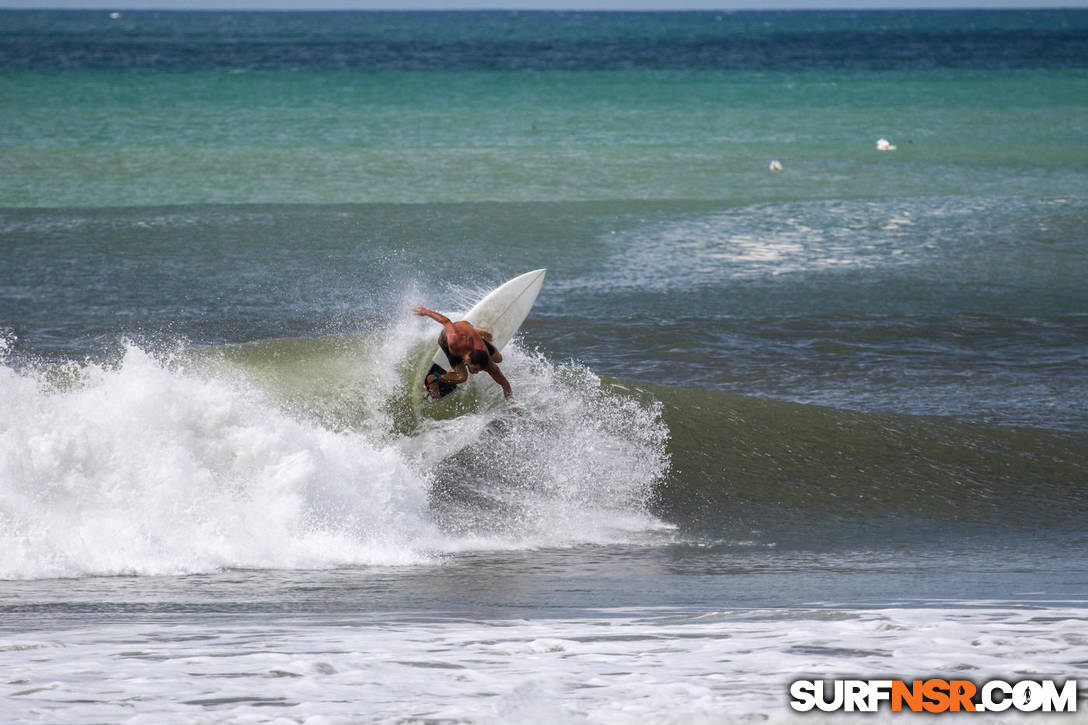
[420,268,546,400]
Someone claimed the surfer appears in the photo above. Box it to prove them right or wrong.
[411,305,513,400]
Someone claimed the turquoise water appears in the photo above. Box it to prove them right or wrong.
[4,68,1087,205]
[2,10,1088,723]
[3,11,1087,206]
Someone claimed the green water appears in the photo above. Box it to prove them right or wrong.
[3,67,1086,206]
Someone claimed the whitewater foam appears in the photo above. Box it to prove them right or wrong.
[0,331,671,580]
[5,604,1086,724]
[0,344,440,579]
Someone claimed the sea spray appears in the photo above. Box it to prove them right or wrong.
[0,329,673,579]
[213,307,675,549]
[221,316,675,548]
[0,343,438,579]
[419,349,672,546]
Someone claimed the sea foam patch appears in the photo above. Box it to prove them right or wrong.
[3,606,1085,724]
[589,196,1080,292]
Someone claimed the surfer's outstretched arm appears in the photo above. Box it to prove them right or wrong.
[412,305,462,344]
[411,305,450,326]
[487,364,520,414]
[486,364,513,398]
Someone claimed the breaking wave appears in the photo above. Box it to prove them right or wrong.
[0,322,670,580]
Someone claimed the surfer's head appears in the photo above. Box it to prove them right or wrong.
[466,349,490,372]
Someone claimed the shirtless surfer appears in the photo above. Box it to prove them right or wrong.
[412,305,513,400]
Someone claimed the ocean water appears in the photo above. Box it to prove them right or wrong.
[1,9,1088,724]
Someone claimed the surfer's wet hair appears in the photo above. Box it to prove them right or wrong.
[468,349,490,368]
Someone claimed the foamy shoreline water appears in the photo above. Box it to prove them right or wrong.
[4,605,1086,724]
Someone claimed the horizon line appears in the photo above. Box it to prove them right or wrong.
[2,4,1085,9]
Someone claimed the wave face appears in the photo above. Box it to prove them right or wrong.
[651,384,1088,546]
[5,325,1085,580]
[0,330,670,580]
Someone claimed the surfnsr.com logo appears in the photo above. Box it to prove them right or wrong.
[789,679,1079,714]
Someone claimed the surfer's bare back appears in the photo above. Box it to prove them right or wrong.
[412,305,513,399]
